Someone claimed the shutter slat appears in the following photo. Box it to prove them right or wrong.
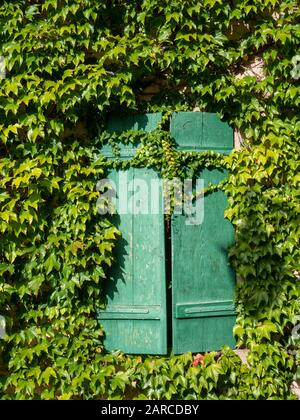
[175,301,236,319]
[98,305,162,320]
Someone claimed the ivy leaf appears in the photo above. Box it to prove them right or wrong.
[44,254,60,275]
[205,364,224,383]
[40,367,57,386]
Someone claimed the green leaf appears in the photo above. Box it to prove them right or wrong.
[44,254,60,275]
[40,367,57,386]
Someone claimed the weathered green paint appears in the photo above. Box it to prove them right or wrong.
[97,114,167,355]
[171,112,233,154]
[171,112,236,354]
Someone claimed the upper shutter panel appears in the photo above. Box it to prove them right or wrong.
[97,114,167,355]
[171,112,236,354]
[102,113,162,159]
[170,112,233,153]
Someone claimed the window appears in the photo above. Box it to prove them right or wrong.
[97,113,236,355]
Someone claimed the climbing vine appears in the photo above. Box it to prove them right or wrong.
[0,0,299,400]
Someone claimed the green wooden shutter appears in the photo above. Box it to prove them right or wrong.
[97,114,168,355]
[171,112,236,354]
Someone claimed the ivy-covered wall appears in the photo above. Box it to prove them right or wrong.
[0,0,299,400]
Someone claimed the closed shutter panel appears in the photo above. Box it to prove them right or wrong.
[97,114,168,355]
[171,112,236,354]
